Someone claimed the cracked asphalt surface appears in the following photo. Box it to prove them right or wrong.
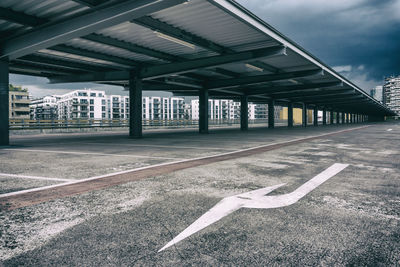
[1,122,399,266]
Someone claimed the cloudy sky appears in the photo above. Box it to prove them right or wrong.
[10,0,400,97]
[237,0,400,89]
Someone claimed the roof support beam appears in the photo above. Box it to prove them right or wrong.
[82,34,176,62]
[140,45,285,79]
[132,16,227,54]
[311,96,366,105]
[49,46,286,83]
[241,81,342,96]
[206,69,324,90]
[0,0,188,60]
[271,88,351,100]
[0,7,47,27]
[17,54,118,72]
[287,91,356,102]
[50,45,138,67]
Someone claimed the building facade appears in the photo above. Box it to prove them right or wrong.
[383,76,400,116]
[9,85,30,119]
[30,95,59,120]
[57,89,106,120]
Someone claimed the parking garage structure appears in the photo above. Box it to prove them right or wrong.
[0,0,396,145]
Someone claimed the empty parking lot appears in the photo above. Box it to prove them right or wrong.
[1,122,399,266]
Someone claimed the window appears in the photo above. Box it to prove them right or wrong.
[90,99,94,105]
[90,93,96,97]
[102,113,106,118]
[80,99,88,104]
[81,106,87,111]
[90,106,94,111]
[102,99,106,105]
[90,113,94,118]
[102,106,106,111]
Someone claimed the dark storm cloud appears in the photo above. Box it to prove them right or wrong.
[237,0,400,88]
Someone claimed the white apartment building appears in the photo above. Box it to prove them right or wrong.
[107,95,129,119]
[30,95,60,120]
[383,76,400,116]
[191,99,268,120]
[143,97,184,120]
[57,89,106,120]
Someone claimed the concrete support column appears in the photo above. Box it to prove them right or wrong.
[336,111,340,124]
[0,60,9,146]
[129,71,142,138]
[199,89,209,133]
[330,110,334,125]
[322,108,327,125]
[313,106,318,126]
[342,112,345,124]
[268,99,275,129]
[346,113,349,124]
[350,114,354,123]
[288,102,293,128]
[302,103,307,127]
[240,95,248,131]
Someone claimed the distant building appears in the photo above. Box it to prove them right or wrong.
[107,95,129,119]
[143,97,184,120]
[57,89,106,120]
[383,76,400,116]
[9,85,30,119]
[30,95,60,120]
[191,99,269,121]
[370,86,383,103]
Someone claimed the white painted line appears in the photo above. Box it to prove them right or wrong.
[387,129,393,132]
[159,163,349,252]
[85,142,236,151]
[0,126,367,199]
[0,173,72,182]
[3,148,183,161]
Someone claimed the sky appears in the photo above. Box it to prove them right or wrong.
[10,0,400,98]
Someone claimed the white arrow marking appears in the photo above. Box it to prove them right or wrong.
[159,163,349,252]
[387,129,393,132]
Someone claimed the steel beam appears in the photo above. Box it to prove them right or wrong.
[288,102,293,128]
[129,71,142,138]
[240,96,248,131]
[50,45,138,67]
[0,60,8,145]
[1,0,187,59]
[140,46,286,80]
[133,16,226,54]
[49,46,285,83]
[0,7,47,27]
[284,90,355,102]
[199,89,209,134]
[322,108,326,125]
[207,69,323,90]
[243,81,342,96]
[268,99,275,128]
[83,34,177,62]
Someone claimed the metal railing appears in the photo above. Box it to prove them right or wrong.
[9,118,270,130]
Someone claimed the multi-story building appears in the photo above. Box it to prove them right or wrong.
[107,95,129,119]
[57,89,106,120]
[9,85,30,119]
[383,76,400,116]
[370,86,383,103]
[191,99,269,121]
[30,95,60,120]
[144,97,184,120]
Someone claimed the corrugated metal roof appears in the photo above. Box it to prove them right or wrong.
[152,0,277,51]
[97,22,217,59]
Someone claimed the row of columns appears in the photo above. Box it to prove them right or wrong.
[0,66,374,143]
